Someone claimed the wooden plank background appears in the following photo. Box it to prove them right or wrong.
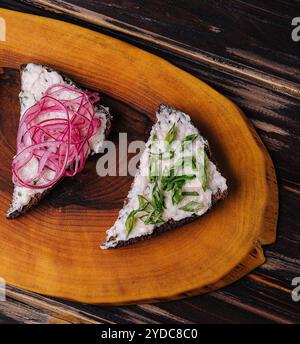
[0,0,299,323]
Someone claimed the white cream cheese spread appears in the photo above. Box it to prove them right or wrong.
[102,105,227,248]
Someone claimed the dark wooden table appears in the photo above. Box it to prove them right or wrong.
[0,0,299,324]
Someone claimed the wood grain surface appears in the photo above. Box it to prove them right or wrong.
[0,0,299,324]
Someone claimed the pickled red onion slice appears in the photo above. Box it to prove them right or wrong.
[12,84,101,189]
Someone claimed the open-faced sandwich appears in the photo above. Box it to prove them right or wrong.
[101,104,227,248]
[7,63,112,218]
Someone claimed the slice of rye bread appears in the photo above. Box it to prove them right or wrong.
[102,104,228,248]
[7,64,112,219]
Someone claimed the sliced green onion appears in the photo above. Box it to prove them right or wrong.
[201,152,208,191]
[125,210,138,235]
[179,201,203,212]
[165,123,176,144]
[182,191,199,196]
[181,134,198,150]
[138,195,149,211]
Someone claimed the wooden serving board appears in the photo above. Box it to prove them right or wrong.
[0,9,278,304]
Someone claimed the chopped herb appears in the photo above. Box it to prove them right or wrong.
[125,210,138,236]
[140,209,164,225]
[139,182,166,225]
[169,174,196,184]
[138,195,149,211]
[150,175,158,183]
[159,150,175,160]
[161,166,175,180]
[165,123,176,144]
[172,186,184,205]
[181,134,198,150]
[152,181,165,211]
[161,167,196,205]
[175,156,197,171]
[182,191,199,196]
[127,144,208,234]
[161,172,196,202]
[183,134,198,142]
[150,150,174,160]
[149,158,158,183]
[199,151,209,191]
[126,183,166,234]
[179,201,203,212]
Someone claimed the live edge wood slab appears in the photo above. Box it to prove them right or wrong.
[0,1,299,324]
[0,7,278,304]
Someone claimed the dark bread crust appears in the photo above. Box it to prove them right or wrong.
[104,104,228,248]
[7,64,112,219]
[109,189,227,248]
[7,189,52,219]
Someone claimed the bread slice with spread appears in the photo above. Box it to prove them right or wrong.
[101,104,227,248]
[7,63,112,218]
